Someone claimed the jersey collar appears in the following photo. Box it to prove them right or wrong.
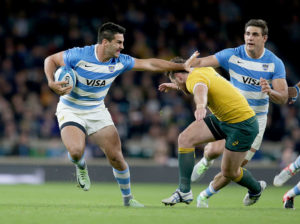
[94,44,100,62]
[244,45,265,59]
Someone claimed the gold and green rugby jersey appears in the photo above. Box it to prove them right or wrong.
[186,67,255,123]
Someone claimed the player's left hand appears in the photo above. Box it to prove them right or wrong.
[184,51,200,72]
[158,83,179,92]
[49,80,73,95]
[260,77,271,95]
[288,85,299,104]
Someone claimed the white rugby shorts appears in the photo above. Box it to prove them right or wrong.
[56,101,114,135]
[250,115,267,150]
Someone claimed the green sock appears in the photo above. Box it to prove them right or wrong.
[235,168,261,194]
[178,150,194,193]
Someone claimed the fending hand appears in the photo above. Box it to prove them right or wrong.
[184,51,200,72]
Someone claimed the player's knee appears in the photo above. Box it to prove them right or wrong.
[204,144,222,160]
[109,155,122,164]
[178,132,192,147]
[221,168,238,180]
[108,151,124,164]
[108,153,127,170]
[68,145,84,161]
[204,147,221,159]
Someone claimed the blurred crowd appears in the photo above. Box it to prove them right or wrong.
[1,0,300,167]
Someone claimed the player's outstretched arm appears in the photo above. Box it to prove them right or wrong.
[132,51,199,72]
[133,58,185,72]
[190,55,220,68]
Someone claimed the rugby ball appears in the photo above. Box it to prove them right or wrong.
[54,66,77,89]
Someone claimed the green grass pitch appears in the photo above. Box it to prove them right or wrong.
[0,182,299,224]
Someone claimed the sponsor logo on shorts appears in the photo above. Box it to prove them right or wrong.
[59,116,65,122]
[232,140,239,146]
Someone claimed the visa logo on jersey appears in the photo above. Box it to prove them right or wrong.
[86,79,106,87]
[242,76,260,86]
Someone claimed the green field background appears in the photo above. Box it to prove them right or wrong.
[0,183,299,224]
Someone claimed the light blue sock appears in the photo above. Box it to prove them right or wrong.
[293,183,300,196]
[286,182,300,198]
[200,182,219,198]
[68,152,86,169]
[113,165,132,205]
[291,156,300,172]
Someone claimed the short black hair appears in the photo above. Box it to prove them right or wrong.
[245,19,268,36]
[97,22,126,43]
[164,57,187,79]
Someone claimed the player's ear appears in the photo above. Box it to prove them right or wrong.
[102,39,109,45]
[263,35,268,43]
[177,73,185,82]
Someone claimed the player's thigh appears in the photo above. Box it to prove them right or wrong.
[56,102,87,153]
[90,125,122,156]
[223,116,258,152]
[61,125,86,153]
[221,148,247,178]
[82,106,115,135]
[179,120,215,147]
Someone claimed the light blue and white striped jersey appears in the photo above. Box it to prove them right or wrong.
[215,45,286,116]
[61,44,134,110]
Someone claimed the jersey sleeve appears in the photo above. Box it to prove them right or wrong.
[214,48,235,71]
[272,57,286,79]
[186,72,210,94]
[119,54,135,71]
[63,47,83,68]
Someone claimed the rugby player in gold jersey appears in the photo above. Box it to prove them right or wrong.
[160,57,266,207]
